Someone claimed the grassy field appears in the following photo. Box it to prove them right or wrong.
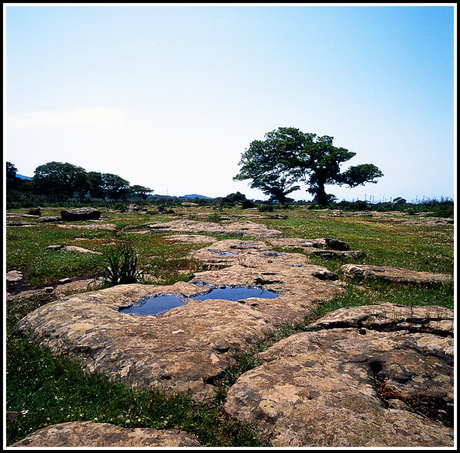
[5,204,454,446]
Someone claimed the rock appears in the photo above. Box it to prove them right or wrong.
[307,301,454,336]
[60,208,101,221]
[224,303,454,447]
[54,278,99,297]
[310,250,365,259]
[6,222,36,227]
[56,223,117,230]
[269,237,365,259]
[340,264,452,286]
[10,421,200,447]
[46,245,102,255]
[6,270,24,283]
[147,219,284,239]
[15,254,346,400]
[40,216,61,223]
[164,234,218,244]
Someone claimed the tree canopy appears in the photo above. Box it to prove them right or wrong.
[6,161,153,203]
[234,127,383,205]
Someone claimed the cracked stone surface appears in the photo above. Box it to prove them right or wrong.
[341,264,453,285]
[146,219,284,238]
[224,303,454,447]
[15,240,346,401]
[10,421,200,447]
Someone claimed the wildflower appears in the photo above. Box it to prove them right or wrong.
[21,409,29,415]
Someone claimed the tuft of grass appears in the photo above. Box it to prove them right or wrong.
[96,241,144,287]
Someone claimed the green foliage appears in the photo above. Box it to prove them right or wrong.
[34,161,88,200]
[97,241,144,287]
[257,203,274,212]
[234,127,383,205]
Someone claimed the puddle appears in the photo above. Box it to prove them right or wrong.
[264,252,287,257]
[120,293,189,316]
[208,249,237,256]
[190,285,281,301]
[120,285,281,316]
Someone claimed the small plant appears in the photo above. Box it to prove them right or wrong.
[97,241,144,287]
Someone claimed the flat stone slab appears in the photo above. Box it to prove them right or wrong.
[10,421,200,447]
[341,264,452,285]
[269,237,365,259]
[6,270,24,283]
[46,245,102,255]
[224,303,454,447]
[15,258,346,400]
[163,234,218,244]
[56,223,117,230]
[147,219,284,238]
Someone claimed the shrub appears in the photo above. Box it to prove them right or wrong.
[97,241,144,287]
[242,199,256,209]
[258,204,273,212]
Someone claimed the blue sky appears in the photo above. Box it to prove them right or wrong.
[4,3,456,202]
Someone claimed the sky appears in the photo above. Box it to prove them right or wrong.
[4,3,456,202]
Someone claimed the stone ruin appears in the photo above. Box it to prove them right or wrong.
[11,219,454,448]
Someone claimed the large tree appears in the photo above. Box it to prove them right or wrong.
[233,133,301,204]
[101,173,131,200]
[234,127,383,205]
[33,161,89,200]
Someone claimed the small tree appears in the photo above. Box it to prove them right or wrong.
[234,127,383,206]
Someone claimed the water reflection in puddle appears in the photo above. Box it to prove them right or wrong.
[120,285,281,316]
[208,249,237,256]
[120,294,189,316]
[190,285,280,302]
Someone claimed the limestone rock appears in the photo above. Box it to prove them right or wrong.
[224,303,454,447]
[40,216,61,223]
[46,244,102,255]
[164,234,218,244]
[341,264,452,286]
[10,421,200,447]
[56,223,117,230]
[147,219,284,239]
[6,270,24,283]
[269,237,365,259]
[15,260,345,400]
[270,237,350,251]
[60,207,101,221]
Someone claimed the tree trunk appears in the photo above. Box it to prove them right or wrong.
[316,183,328,206]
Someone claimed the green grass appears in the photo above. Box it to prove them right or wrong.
[6,338,266,447]
[5,205,454,446]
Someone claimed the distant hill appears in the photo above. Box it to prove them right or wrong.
[17,174,32,180]
[148,194,214,200]
[181,194,214,200]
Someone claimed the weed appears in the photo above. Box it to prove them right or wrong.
[96,241,144,287]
